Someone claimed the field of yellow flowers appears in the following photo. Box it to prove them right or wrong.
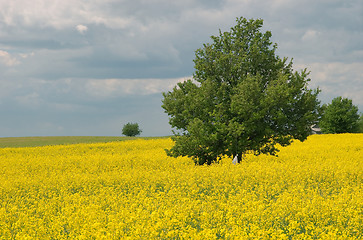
[0,134,362,239]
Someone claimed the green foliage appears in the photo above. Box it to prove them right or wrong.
[0,136,122,148]
[162,17,321,165]
[358,114,363,133]
[122,123,142,137]
[320,97,360,133]
[0,136,168,148]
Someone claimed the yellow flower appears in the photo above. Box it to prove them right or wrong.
[0,134,362,239]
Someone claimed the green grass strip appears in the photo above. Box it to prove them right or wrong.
[0,136,169,148]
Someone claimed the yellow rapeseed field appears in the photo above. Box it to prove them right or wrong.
[0,134,362,239]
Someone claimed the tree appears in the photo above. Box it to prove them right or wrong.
[162,17,321,165]
[122,122,142,137]
[319,97,360,133]
[358,113,363,133]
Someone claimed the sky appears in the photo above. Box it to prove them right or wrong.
[0,0,362,137]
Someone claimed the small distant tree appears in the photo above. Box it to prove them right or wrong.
[122,123,142,137]
[320,97,360,133]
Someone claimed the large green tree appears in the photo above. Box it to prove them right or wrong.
[319,97,360,133]
[162,17,321,165]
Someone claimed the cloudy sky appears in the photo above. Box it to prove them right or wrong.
[0,0,362,137]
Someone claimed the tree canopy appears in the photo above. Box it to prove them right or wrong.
[162,17,321,165]
[320,96,360,133]
[122,122,142,137]
[358,114,363,133]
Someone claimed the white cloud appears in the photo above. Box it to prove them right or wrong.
[294,62,363,109]
[85,77,190,97]
[76,24,88,34]
[0,50,20,66]
[19,52,35,58]
[15,92,42,107]
[0,0,165,30]
[302,29,320,41]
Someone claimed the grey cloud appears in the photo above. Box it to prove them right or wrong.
[254,0,363,61]
[0,92,171,137]
[104,0,225,22]
[0,77,187,113]
[295,62,363,110]
[0,1,235,81]
[0,0,362,137]
[0,24,90,51]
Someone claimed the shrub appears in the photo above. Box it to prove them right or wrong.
[122,122,142,137]
[320,97,359,133]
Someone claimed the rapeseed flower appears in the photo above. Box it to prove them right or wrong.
[0,134,362,239]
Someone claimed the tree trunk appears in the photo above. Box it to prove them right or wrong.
[232,153,243,164]
[237,153,242,163]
